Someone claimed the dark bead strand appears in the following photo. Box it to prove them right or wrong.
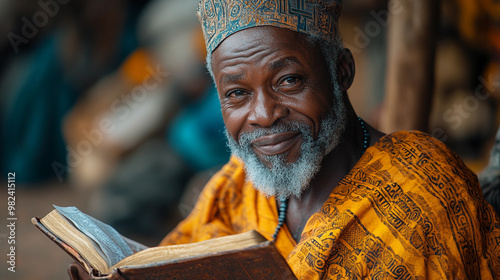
[358,116,370,151]
[271,117,370,242]
[271,197,288,242]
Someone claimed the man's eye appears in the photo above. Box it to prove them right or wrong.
[226,89,246,98]
[282,76,299,85]
[278,76,303,90]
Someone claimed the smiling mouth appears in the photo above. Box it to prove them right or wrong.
[251,131,301,156]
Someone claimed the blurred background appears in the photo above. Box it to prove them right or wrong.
[0,0,499,279]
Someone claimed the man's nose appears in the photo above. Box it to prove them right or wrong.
[247,90,289,127]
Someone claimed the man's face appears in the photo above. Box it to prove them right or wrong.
[212,26,347,198]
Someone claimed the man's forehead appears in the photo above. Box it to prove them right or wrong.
[212,28,311,77]
[214,26,304,55]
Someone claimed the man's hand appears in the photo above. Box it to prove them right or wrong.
[68,263,91,280]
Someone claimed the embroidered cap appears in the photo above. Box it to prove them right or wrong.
[197,0,342,54]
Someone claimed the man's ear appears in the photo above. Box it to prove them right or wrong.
[336,48,355,92]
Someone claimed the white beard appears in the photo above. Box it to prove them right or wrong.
[225,87,347,199]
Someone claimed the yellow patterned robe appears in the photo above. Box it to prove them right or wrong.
[160,131,500,279]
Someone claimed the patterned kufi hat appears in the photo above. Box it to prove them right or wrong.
[197,0,342,54]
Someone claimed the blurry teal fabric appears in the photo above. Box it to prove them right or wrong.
[1,34,75,184]
[167,84,229,171]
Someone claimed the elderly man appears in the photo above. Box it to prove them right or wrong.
[70,0,500,279]
[159,0,500,278]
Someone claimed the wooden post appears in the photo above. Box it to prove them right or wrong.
[379,0,439,133]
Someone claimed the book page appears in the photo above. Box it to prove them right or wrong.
[113,230,267,269]
[54,205,134,267]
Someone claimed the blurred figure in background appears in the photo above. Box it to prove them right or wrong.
[433,0,500,169]
[0,0,147,184]
[460,0,500,211]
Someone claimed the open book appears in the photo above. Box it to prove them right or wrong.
[33,206,296,280]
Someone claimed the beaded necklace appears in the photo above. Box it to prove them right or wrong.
[271,116,370,241]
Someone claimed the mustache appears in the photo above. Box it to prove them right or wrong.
[236,122,311,146]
